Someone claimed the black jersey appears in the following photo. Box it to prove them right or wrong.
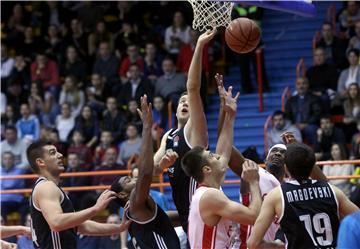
[127,200,181,249]
[165,127,197,231]
[280,180,339,249]
[30,177,77,249]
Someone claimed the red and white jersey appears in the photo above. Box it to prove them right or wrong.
[188,186,232,249]
[239,167,280,249]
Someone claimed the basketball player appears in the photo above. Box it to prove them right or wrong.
[153,28,216,233]
[247,142,359,249]
[215,74,327,248]
[110,95,180,249]
[27,141,130,249]
[182,86,263,248]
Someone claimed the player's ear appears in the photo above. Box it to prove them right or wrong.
[36,158,46,169]
[202,165,211,175]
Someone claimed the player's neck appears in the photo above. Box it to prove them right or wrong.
[201,178,220,189]
[40,171,60,185]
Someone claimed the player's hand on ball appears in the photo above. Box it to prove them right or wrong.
[198,28,217,46]
[241,160,259,183]
[159,149,179,169]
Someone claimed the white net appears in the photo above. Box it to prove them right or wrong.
[187,0,234,31]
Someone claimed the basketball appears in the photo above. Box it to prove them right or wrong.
[225,18,261,54]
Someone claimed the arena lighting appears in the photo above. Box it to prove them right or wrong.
[221,0,317,17]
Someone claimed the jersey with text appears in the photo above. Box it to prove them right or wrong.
[280,180,339,249]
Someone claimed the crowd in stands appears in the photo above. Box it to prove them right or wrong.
[267,1,360,205]
[0,1,207,247]
[2,1,360,248]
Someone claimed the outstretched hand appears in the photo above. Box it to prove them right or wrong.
[281,132,297,145]
[215,73,226,108]
[137,95,153,129]
[197,28,217,46]
[223,86,240,117]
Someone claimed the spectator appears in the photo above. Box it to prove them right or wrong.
[88,21,114,56]
[114,21,139,59]
[67,130,93,169]
[5,4,27,47]
[339,1,360,37]
[16,103,40,143]
[1,106,18,135]
[125,99,142,131]
[351,119,360,159]
[101,96,126,143]
[143,42,163,83]
[41,91,60,127]
[39,2,72,34]
[6,79,28,112]
[94,130,116,165]
[59,75,85,117]
[77,2,104,33]
[21,26,41,61]
[16,213,34,249]
[30,52,60,98]
[347,21,360,53]
[305,47,338,110]
[1,126,28,169]
[60,46,87,86]
[0,93,6,116]
[164,11,191,58]
[116,123,141,166]
[93,147,124,186]
[337,49,360,97]
[118,44,144,83]
[66,18,88,59]
[117,63,153,106]
[74,105,100,148]
[316,22,348,70]
[323,143,354,197]
[10,54,31,92]
[27,82,44,118]
[98,214,121,249]
[48,128,68,156]
[267,110,302,148]
[1,44,15,86]
[154,57,186,106]
[93,41,120,85]
[62,153,92,211]
[0,152,28,223]
[177,29,210,75]
[343,83,360,141]
[44,25,65,63]
[90,73,111,104]
[152,95,173,132]
[285,77,322,145]
[315,115,346,160]
[55,103,76,143]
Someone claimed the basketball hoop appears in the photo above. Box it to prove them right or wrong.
[187,0,234,31]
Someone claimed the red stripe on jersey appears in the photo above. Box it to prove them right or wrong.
[240,193,250,249]
[203,224,216,249]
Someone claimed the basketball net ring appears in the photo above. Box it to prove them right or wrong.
[187,0,234,31]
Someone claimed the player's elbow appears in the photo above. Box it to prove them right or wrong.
[49,221,63,232]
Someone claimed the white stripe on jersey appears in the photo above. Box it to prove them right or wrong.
[153,232,168,249]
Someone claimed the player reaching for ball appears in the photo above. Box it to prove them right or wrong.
[153,28,216,234]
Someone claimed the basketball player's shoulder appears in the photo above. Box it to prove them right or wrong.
[35,180,61,197]
[201,188,227,204]
[259,168,280,186]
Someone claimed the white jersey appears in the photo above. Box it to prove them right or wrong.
[238,167,280,249]
[188,186,232,249]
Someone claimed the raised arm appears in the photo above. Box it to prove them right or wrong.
[0,225,31,239]
[36,182,115,232]
[333,184,359,219]
[215,74,245,177]
[130,95,154,212]
[247,187,285,249]
[216,85,240,167]
[153,129,178,174]
[185,29,216,147]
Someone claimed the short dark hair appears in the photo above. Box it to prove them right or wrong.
[110,177,127,207]
[5,125,17,133]
[272,110,284,119]
[285,143,315,182]
[181,146,208,182]
[347,48,360,58]
[26,141,52,173]
[322,21,333,29]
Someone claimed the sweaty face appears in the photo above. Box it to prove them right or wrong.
[266,147,286,167]
[176,95,189,124]
[203,150,226,181]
